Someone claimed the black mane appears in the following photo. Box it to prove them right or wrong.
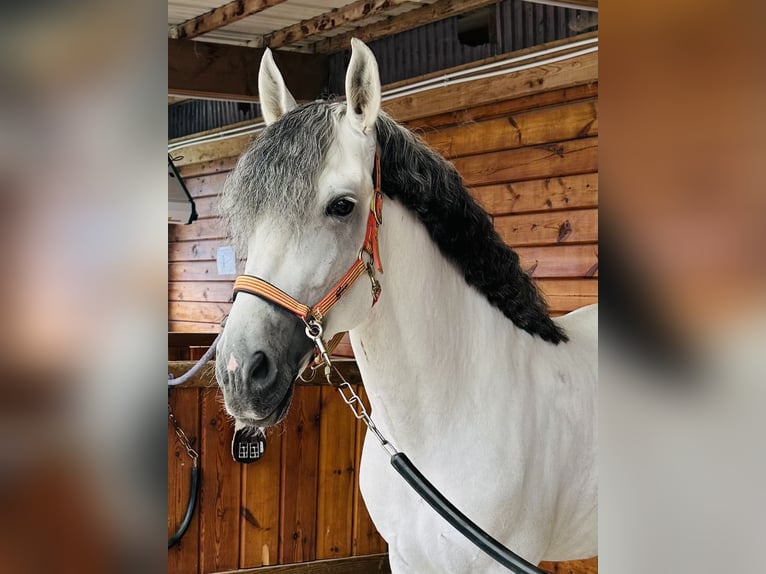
[376,113,568,344]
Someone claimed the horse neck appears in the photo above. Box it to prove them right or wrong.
[350,199,550,438]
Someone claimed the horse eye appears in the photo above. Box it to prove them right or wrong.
[326,198,356,218]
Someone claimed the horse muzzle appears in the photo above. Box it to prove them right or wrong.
[215,348,298,426]
[214,312,313,427]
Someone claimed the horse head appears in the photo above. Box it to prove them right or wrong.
[215,39,383,428]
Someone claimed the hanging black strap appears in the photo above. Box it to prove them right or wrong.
[390,453,550,573]
[168,463,200,548]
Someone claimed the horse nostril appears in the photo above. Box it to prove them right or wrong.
[249,351,271,383]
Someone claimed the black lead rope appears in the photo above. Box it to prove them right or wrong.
[311,344,552,574]
[168,463,200,548]
[390,453,550,574]
[167,398,201,549]
[168,335,218,549]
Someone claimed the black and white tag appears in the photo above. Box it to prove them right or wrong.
[232,425,266,464]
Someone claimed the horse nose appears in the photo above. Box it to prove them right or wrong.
[245,351,275,389]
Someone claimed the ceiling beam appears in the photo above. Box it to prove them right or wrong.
[168,39,328,102]
[314,0,496,54]
[170,0,288,41]
[264,0,412,49]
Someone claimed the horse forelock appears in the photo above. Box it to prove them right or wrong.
[219,101,343,254]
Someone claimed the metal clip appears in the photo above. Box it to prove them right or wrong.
[366,263,382,303]
[304,320,334,381]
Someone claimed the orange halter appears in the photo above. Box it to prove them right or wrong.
[232,151,383,364]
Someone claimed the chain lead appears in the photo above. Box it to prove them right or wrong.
[303,319,398,457]
[168,404,199,464]
[330,372,399,457]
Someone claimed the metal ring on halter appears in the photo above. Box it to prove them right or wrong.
[358,247,374,267]
[305,320,323,340]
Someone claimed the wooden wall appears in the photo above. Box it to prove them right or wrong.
[169,39,598,333]
[169,36,598,574]
[169,349,387,574]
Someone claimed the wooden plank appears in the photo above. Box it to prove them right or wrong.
[169,261,235,282]
[169,345,191,361]
[168,219,226,242]
[169,281,234,303]
[332,333,354,358]
[169,39,328,102]
[422,99,598,159]
[199,390,240,572]
[169,301,231,324]
[265,0,411,49]
[404,82,598,131]
[169,332,219,348]
[192,195,225,220]
[352,386,387,556]
[169,240,232,263]
[494,208,598,247]
[383,50,597,122]
[181,172,230,199]
[314,0,496,54]
[316,385,358,559]
[178,157,239,177]
[215,553,390,573]
[470,173,598,216]
[279,386,322,564]
[536,278,598,312]
[170,320,222,333]
[240,428,284,567]
[173,133,254,170]
[173,0,288,41]
[515,244,598,278]
[451,137,598,187]
[539,556,598,573]
[168,388,200,574]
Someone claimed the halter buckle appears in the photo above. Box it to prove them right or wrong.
[370,192,382,225]
[366,264,382,304]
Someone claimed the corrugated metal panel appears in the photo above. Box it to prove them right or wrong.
[327,0,595,94]
[169,100,262,139]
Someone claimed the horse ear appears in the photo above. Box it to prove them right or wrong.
[345,38,381,134]
[258,48,297,125]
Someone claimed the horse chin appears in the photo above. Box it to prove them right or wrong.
[266,379,296,425]
[231,373,297,429]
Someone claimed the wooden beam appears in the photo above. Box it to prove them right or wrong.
[264,0,412,49]
[168,332,218,348]
[314,0,496,54]
[172,0,288,40]
[215,554,390,573]
[382,49,598,121]
[168,39,328,102]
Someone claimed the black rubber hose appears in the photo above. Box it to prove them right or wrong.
[390,453,550,574]
[168,464,200,548]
